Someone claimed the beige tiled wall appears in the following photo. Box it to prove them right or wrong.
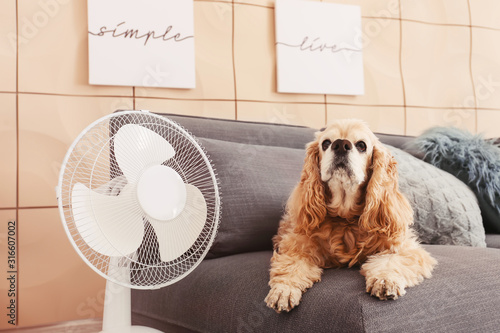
[1,0,500,328]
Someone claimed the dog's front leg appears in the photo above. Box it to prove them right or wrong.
[360,242,437,300]
[265,250,323,312]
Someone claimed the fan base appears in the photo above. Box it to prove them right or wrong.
[100,325,162,333]
[101,279,163,333]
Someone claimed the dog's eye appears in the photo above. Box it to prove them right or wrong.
[321,140,332,151]
[356,141,367,152]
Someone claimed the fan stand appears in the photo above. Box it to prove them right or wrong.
[100,258,162,333]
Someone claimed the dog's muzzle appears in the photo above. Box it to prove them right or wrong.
[332,139,353,171]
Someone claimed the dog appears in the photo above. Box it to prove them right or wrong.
[265,119,437,312]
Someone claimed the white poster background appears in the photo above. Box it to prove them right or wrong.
[275,0,364,95]
[88,0,195,88]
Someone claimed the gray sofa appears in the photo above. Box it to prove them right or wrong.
[131,113,500,333]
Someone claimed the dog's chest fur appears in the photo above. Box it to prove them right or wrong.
[311,217,390,268]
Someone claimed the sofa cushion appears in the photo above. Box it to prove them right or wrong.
[390,147,486,247]
[132,245,500,333]
[408,127,500,233]
[200,138,304,258]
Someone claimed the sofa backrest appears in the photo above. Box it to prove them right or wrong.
[159,113,414,150]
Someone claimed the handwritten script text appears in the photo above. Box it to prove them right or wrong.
[276,36,361,54]
[89,22,193,46]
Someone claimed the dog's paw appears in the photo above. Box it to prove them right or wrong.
[265,283,303,312]
[366,277,406,300]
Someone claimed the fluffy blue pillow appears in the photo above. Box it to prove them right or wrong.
[408,127,500,233]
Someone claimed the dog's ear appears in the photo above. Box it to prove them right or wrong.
[359,143,412,238]
[288,139,327,235]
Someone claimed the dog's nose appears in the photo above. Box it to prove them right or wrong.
[332,139,352,154]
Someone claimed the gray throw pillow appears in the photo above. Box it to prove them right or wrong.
[389,146,486,247]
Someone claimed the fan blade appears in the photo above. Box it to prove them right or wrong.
[114,124,175,183]
[71,182,144,257]
[149,184,207,262]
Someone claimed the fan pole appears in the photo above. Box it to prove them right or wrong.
[101,278,162,333]
[100,259,162,333]
[101,279,131,332]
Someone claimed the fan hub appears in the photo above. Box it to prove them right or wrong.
[136,165,187,221]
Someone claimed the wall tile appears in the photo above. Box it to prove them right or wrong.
[17,0,132,96]
[135,98,236,120]
[469,0,500,30]
[401,22,474,108]
[471,29,500,110]
[136,1,235,100]
[0,0,16,92]
[406,107,476,136]
[237,101,325,129]
[18,94,131,207]
[478,110,500,138]
[326,16,404,106]
[233,4,323,103]
[0,210,16,224]
[18,208,105,327]
[0,93,17,208]
[327,105,405,135]
[401,0,469,25]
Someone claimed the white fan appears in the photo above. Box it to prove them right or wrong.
[56,110,221,333]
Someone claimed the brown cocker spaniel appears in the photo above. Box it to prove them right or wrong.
[265,119,437,312]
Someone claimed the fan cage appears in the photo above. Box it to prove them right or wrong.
[57,111,221,289]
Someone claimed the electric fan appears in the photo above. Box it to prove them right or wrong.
[56,110,221,333]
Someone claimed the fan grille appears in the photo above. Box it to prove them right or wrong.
[58,111,220,289]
